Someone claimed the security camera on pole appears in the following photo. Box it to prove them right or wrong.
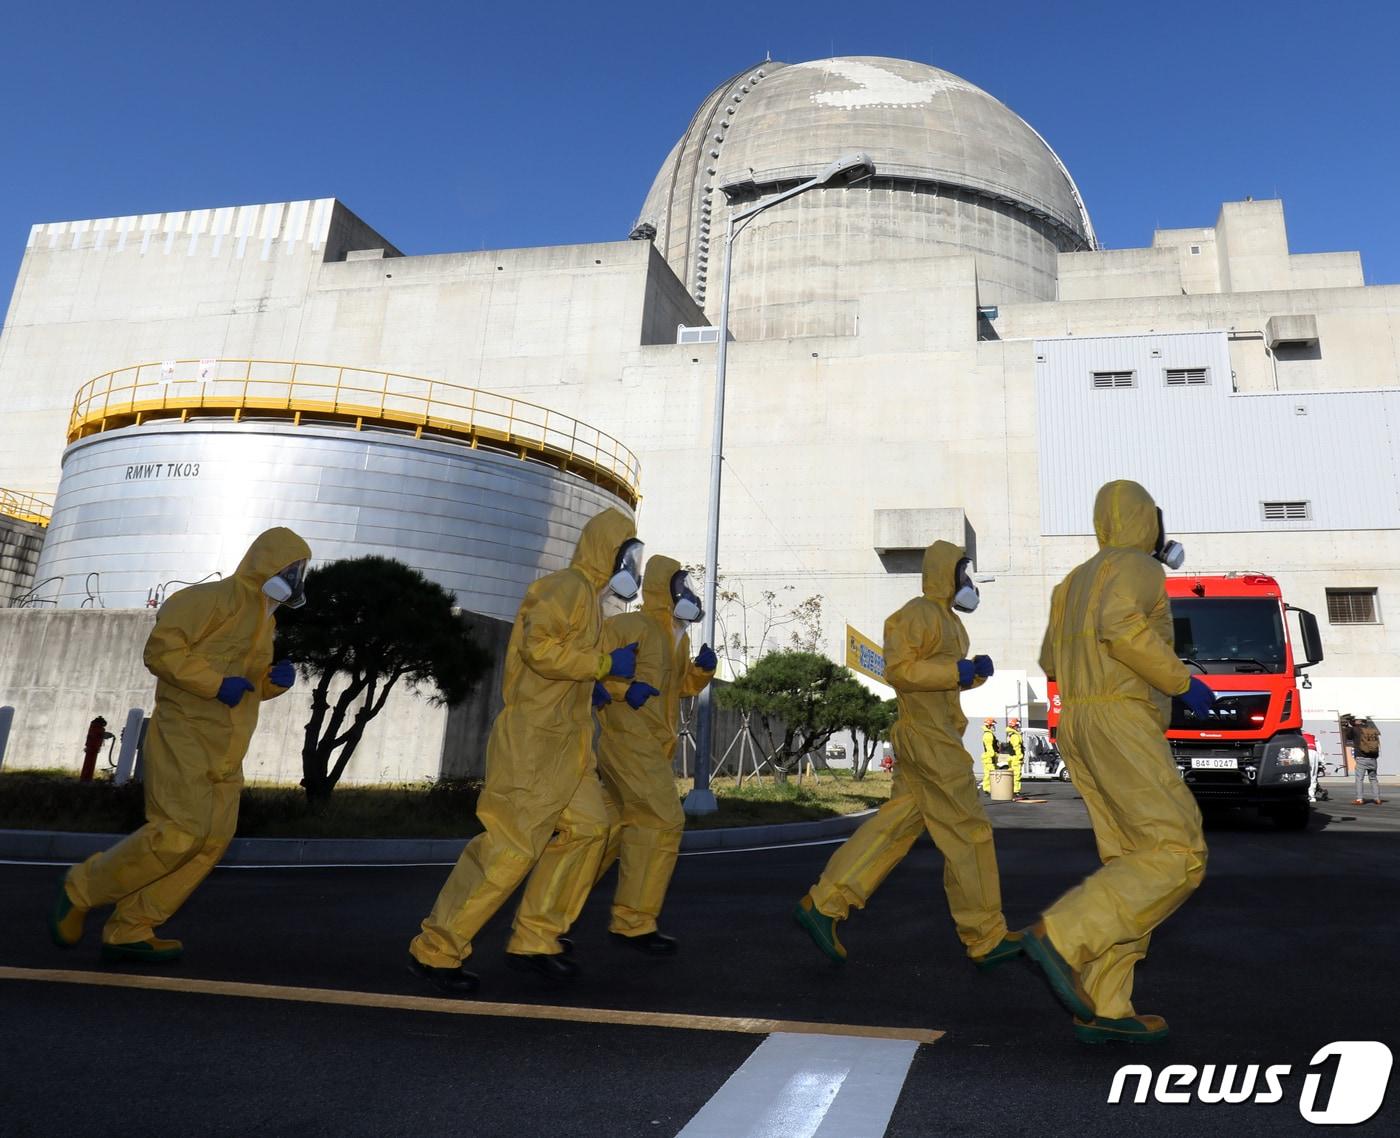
[684,153,876,816]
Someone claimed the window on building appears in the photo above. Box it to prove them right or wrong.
[1165,367,1209,386]
[1326,588,1380,625]
[1189,244,1201,255]
[1261,500,1310,521]
[1091,370,1135,389]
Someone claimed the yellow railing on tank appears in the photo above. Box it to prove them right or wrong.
[66,360,642,507]
[0,488,52,528]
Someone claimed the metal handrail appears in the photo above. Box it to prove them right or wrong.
[0,488,53,528]
[67,360,643,507]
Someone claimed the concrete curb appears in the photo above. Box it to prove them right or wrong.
[0,809,874,866]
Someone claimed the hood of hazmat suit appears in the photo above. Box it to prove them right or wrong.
[144,526,312,779]
[1036,480,1205,1021]
[599,554,714,759]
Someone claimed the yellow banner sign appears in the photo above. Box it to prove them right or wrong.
[845,624,886,683]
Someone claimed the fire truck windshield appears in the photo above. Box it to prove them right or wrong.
[1170,598,1287,674]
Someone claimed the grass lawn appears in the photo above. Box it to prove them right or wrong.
[0,767,893,839]
[0,771,486,840]
[678,767,893,828]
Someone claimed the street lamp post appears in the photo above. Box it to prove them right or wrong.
[683,153,876,816]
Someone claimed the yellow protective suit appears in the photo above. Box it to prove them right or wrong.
[1007,727,1024,794]
[980,726,998,793]
[65,527,310,945]
[1037,480,1206,1020]
[591,555,714,936]
[809,540,1007,958]
[410,508,635,966]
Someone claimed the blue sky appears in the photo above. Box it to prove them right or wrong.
[2,0,1396,295]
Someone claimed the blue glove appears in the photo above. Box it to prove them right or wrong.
[592,681,611,709]
[973,655,995,679]
[625,681,661,710]
[216,677,256,708]
[956,659,976,688]
[695,643,718,672]
[269,659,296,689]
[608,642,639,680]
[1180,677,1216,718]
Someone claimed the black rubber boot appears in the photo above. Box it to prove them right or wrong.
[506,952,580,981]
[609,931,679,956]
[408,955,480,996]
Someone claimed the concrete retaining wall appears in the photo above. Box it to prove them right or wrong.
[0,607,511,784]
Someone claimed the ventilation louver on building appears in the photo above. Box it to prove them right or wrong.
[677,326,721,345]
[1091,370,1135,389]
[1326,588,1379,625]
[1262,500,1311,521]
[1165,367,1209,386]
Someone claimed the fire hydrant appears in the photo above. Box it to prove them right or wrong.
[81,716,110,781]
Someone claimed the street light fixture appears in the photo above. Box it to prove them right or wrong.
[683,153,876,816]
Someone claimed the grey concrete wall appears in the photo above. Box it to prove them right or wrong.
[0,516,44,604]
[437,612,512,780]
[0,607,512,785]
[640,242,709,346]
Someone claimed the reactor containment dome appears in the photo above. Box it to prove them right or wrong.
[635,56,1095,339]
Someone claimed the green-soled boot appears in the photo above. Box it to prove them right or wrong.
[49,879,89,948]
[1073,1014,1169,1045]
[1020,920,1095,1020]
[101,936,184,964]
[793,894,847,964]
[972,931,1024,972]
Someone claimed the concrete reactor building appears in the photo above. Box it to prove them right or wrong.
[2,55,1398,781]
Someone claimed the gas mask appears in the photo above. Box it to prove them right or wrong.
[1153,509,1186,570]
[263,560,308,609]
[670,570,703,623]
[609,539,644,600]
[952,557,980,614]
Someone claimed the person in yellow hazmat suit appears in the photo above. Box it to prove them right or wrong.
[794,541,1022,971]
[1023,480,1215,1044]
[1007,717,1025,798]
[980,717,999,794]
[408,508,643,995]
[586,556,716,955]
[50,528,312,962]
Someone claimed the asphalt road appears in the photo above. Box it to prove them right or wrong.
[1,780,1396,1136]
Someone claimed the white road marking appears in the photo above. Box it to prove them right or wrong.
[677,1032,921,1138]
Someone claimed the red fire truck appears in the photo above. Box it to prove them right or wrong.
[1048,572,1324,829]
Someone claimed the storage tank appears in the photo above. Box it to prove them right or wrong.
[32,360,640,619]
